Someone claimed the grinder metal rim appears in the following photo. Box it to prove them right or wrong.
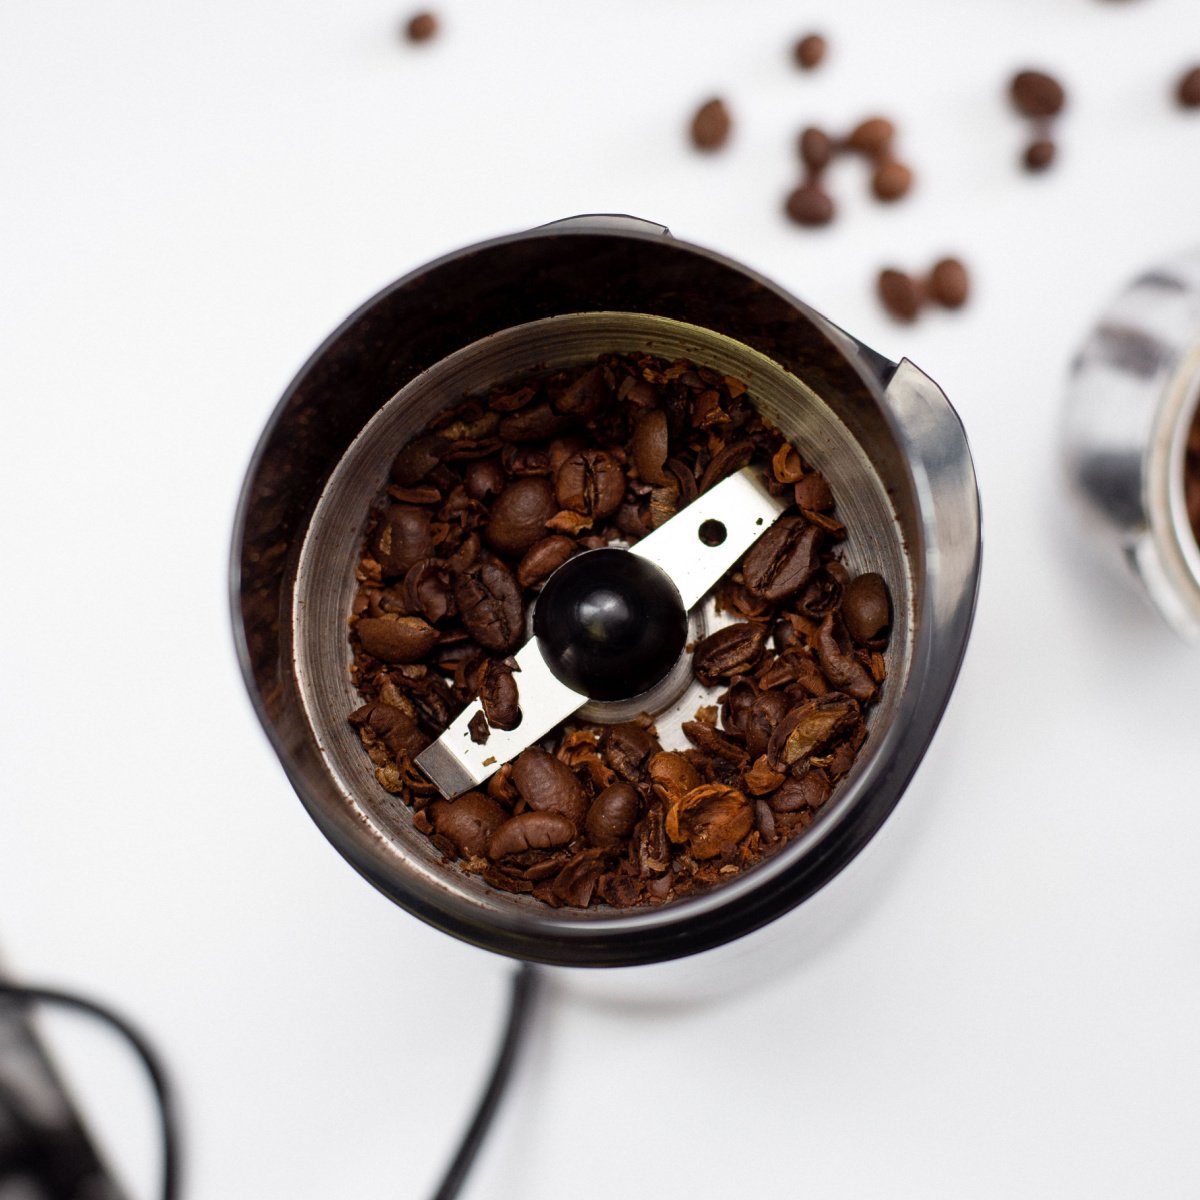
[232,215,981,967]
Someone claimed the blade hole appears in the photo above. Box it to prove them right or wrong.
[698,519,727,547]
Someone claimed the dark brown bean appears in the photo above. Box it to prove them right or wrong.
[767,695,859,770]
[555,450,625,518]
[928,258,970,309]
[516,535,576,588]
[793,473,834,512]
[391,434,446,485]
[1023,138,1056,172]
[845,117,894,157]
[871,159,913,202]
[511,746,589,828]
[793,33,827,70]
[498,402,572,443]
[841,572,892,642]
[785,181,835,227]
[464,458,506,501]
[487,811,576,859]
[742,517,821,601]
[586,783,642,845]
[1178,66,1200,109]
[486,478,557,555]
[372,505,434,578]
[480,658,521,730]
[553,365,609,417]
[602,724,659,782]
[690,97,732,150]
[769,769,832,813]
[349,702,429,759]
[469,711,490,744]
[454,561,525,652]
[648,751,700,800]
[404,11,438,42]
[1010,70,1065,118]
[631,409,670,484]
[798,126,835,171]
[664,783,753,860]
[699,439,754,493]
[403,559,456,624]
[431,793,507,858]
[692,622,768,686]
[815,613,877,701]
[355,615,439,663]
[742,689,792,758]
[877,268,924,323]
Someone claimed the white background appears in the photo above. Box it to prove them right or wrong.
[3,1,1200,1197]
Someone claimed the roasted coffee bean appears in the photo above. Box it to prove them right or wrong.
[516,535,576,588]
[842,573,892,642]
[767,695,859,770]
[403,559,455,624]
[553,365,609,417]
[355,615,439,663]
[468,711,490,744]
[512,746,589,828]
[793,33,827,70]
[797,569,844,619]
[682,720,749,765]
[798,127,834,171]
[631,409,670,484]
[431,793,507,859]
[648,750,701,800]
[391,434,447,485]
[769,768,831,813]
[690,97,732,150]
[928,258,970,309]
[498,401,571,443]
[793,472,834,512]
[785,181,835,227]
[349,702,429,759]
[464,458,506,501]
[699,439,754,493]
[404,10,438,42]
[1023,138,1056,172]
[486,478,557,555]
[692,622,768,686]
[454,561,524,652]
[480,659,520,730]
[488,811,576,860]
[845,116,895,157]
[742,517,821,601]
[372,505,434,577]
[1010,70,1065,118]
[877,268,924,323]
[815,613,877,700]
[555,449,625,518]
[742,689,792,759]
[665,783,753,860]
[871,158,913,202]
[602,724,658,782]
[1178,66,1200,109]
[586,783,642,845]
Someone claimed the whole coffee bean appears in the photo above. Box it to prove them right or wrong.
[555,449,626,518]
[1178,66,1200,108]
[1023,138,1056,171]
[793,33,827,70]
[516,535,576,588]
[928,257,970,309]
[691,97,732,150]
[372,505,434,578]
[815,613,877,701]
[846,116,895,157]
[793,472,834,512]
[486,477,557,555]
[871,158,913,202]
[431,792,507,859]
[1010,70,1065,118]
[487,811,576,860]
[586,783,642,845]
[553,365,609,417]
[842,572,892,642]
[355,614,439,663]
[512,746,589,827]
[648,750,701,800]
[465,458,506,501]
[785,181,835,226]
[454,561,525,652]
[404,10,438,42]
[480,659,520,730]
[692,621,768,685]
[631,409,670,484]
[742,517,821,601]
[798,126,835,171]
[877,268,924,323]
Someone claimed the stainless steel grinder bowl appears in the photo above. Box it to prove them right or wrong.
[231,215,981,968]
[1063,247,1200,641]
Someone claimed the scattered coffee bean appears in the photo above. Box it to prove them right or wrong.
[1177,66,1200,109]
[871,158,914,202]
[784,180,835,226]
[1023,137,1057,172]
[846,116,895,157]
[690,97,732,151]
[928,257,970,309]
[404,10,438,42]
[1010,70,1066,118]
[348,351,891,909]
[798,126,835,172]
[877,268,924,323]
[793,33,827,71]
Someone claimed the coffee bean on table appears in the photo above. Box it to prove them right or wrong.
[871,158,914,202]
[404,10,438,42]
[877,268,924,323]
[927,258,970,309]
[793,33,827,70]
[1023,138,1056,172]
[690,98,732,151]
[845,116,895,157]
[1010,70,1066,118]
[1176,66,1200,109]
[784,181,835,226]
[798,126,835,172]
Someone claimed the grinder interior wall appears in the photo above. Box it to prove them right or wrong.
[293,312,912,920]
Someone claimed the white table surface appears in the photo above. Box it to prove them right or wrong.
[3,1,1200,1196]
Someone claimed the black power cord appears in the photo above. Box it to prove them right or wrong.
[0,963,542,1200]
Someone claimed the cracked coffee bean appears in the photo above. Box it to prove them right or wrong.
[455,561,524,652]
